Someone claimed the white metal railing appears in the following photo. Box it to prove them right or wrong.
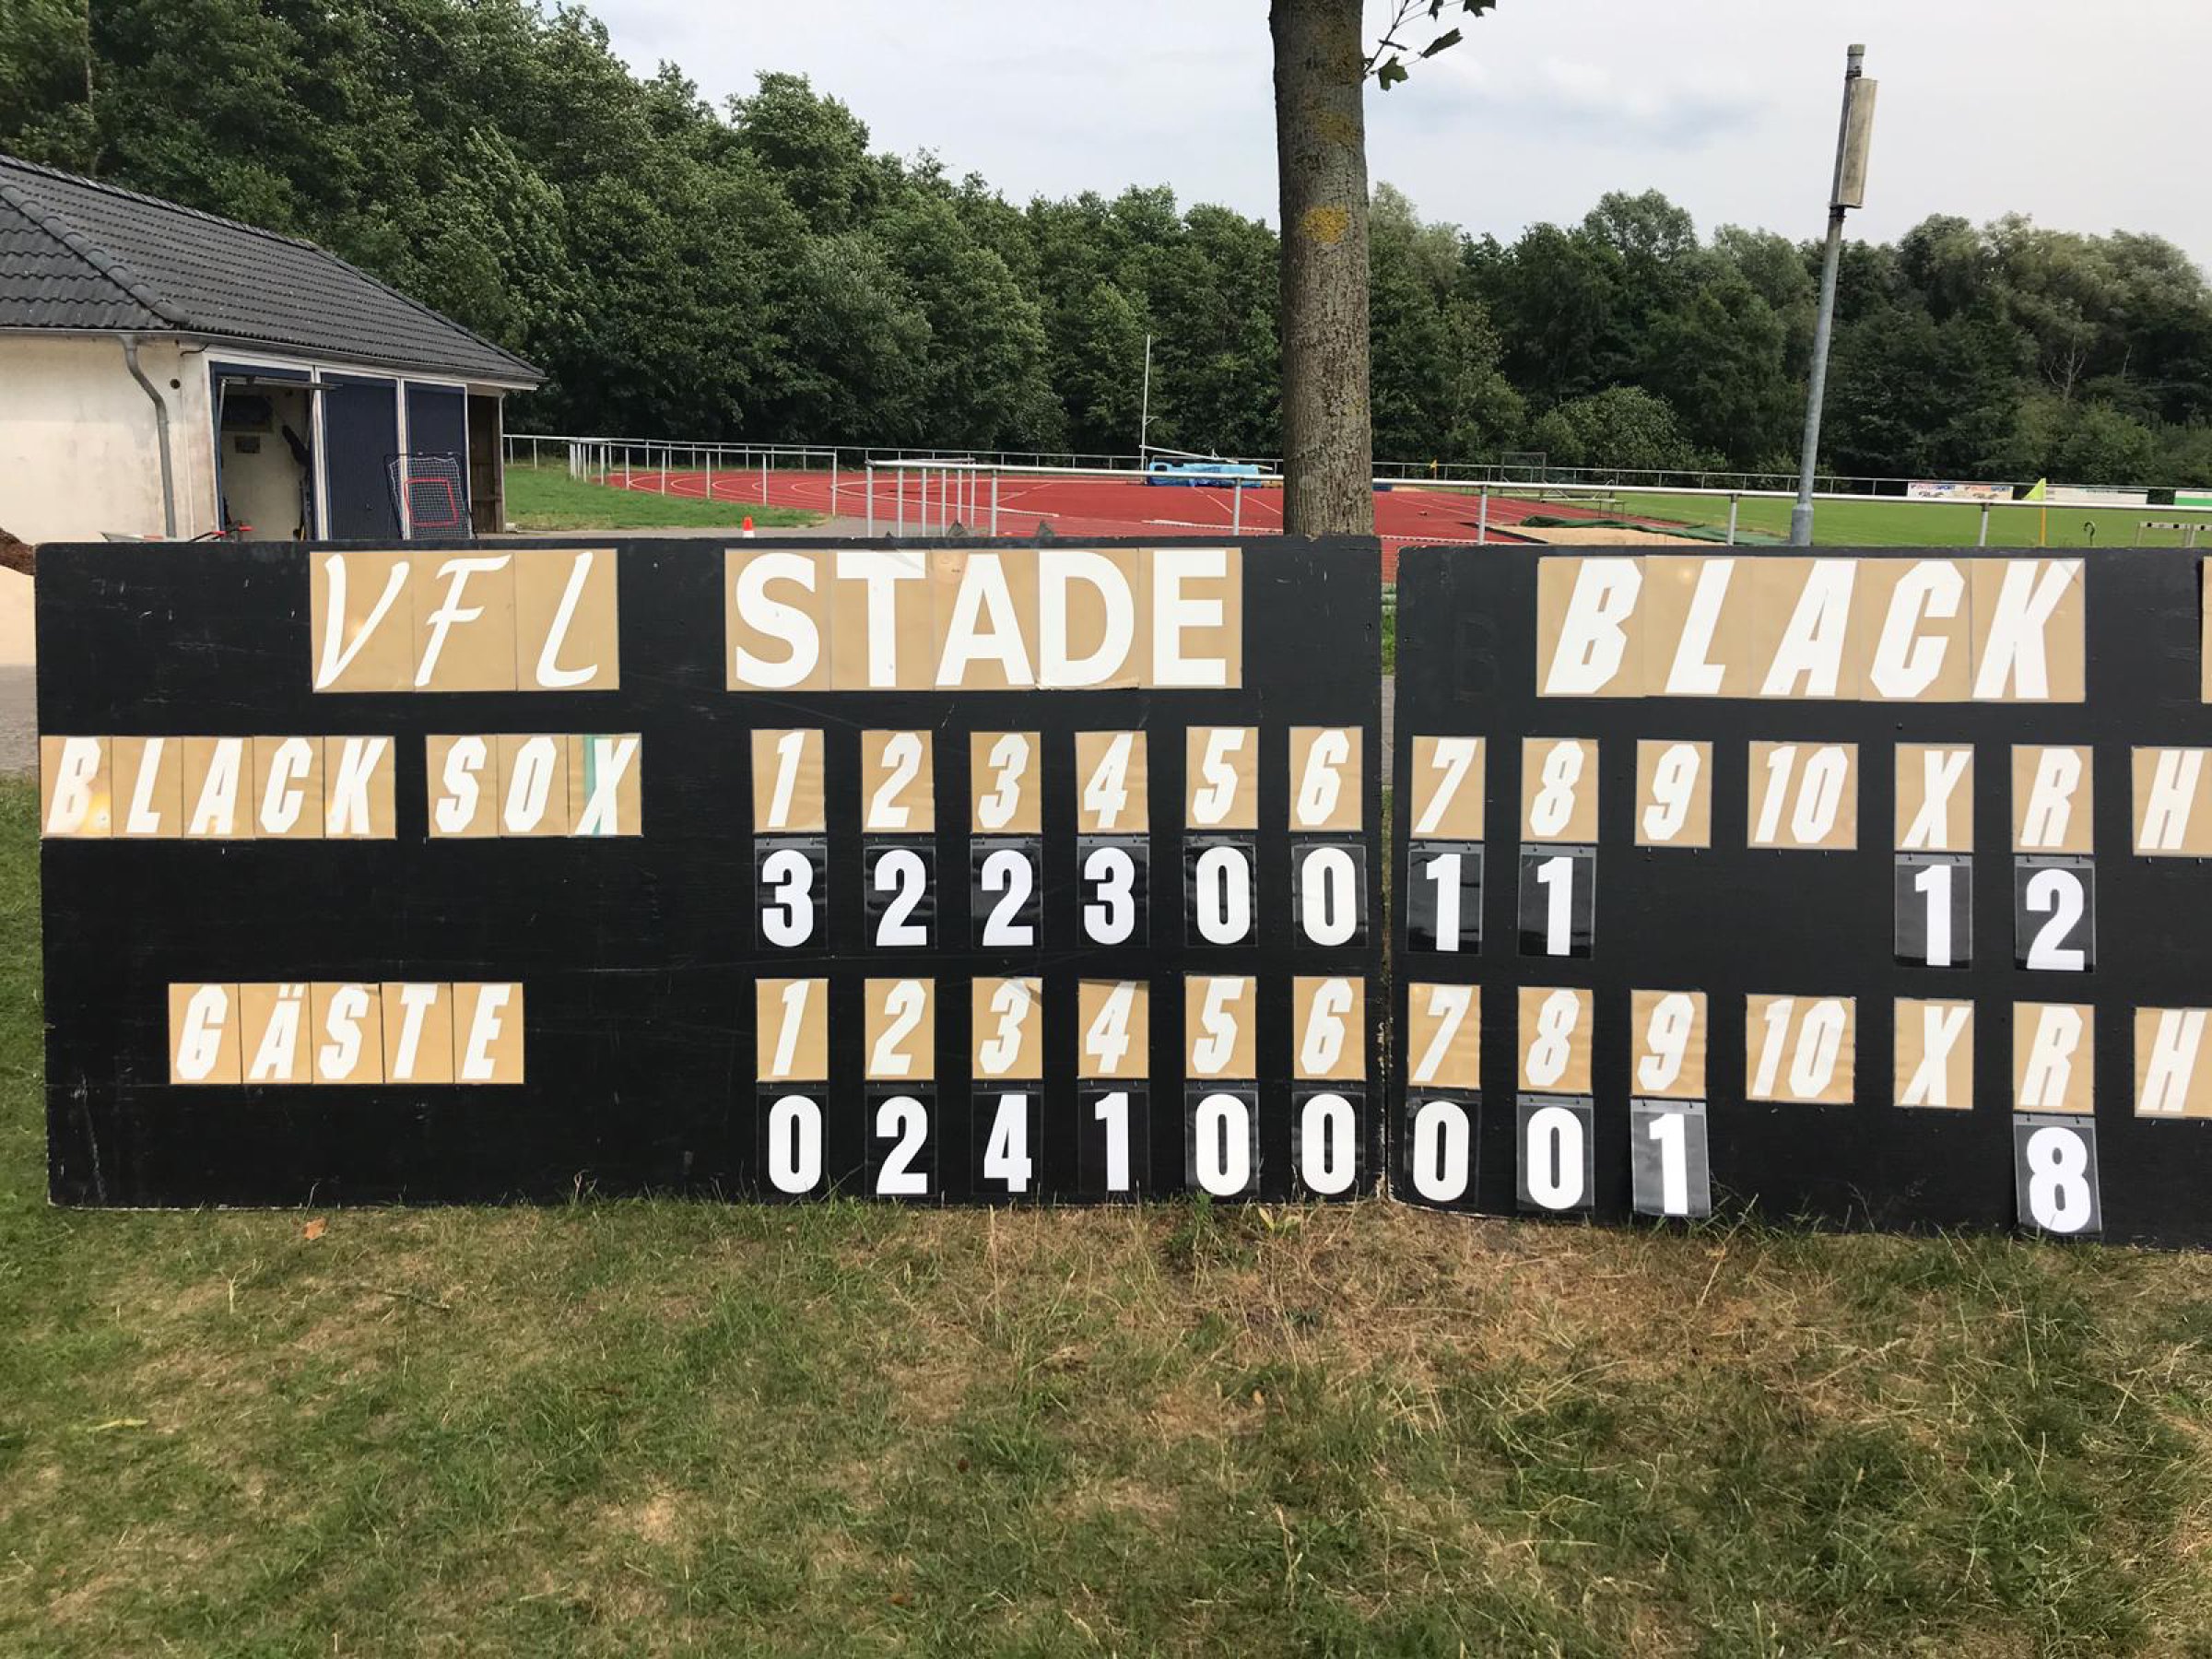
[1422,476,2212,547]
[529,437,841,512]
[510,431,1156,488]
[857,461,2212,547]
[507,433,2212,547]
[512,429,2212,508]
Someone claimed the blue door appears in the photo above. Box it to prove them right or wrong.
[403,382,470,535]
[324,374,401,539]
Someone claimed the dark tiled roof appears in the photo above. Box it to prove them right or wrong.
[0,154,540,384]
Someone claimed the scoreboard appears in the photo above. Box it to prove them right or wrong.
[40,534,2212,1246]
[39,536,1382,1206]
[1392,546,2212,1248]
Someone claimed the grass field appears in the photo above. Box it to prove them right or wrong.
[1551,491,2210,550]
[7,779,2212,1654]
[504,465,822,532]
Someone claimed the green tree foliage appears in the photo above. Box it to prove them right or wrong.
[1369,185,1523,463]
[728,71,884,234]
[1529,386,1701,474]
[6,0,2212,483]
[876,192,1062,450]
[0,0,99,168]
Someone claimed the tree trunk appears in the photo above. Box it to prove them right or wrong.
[1271,0,1373,537]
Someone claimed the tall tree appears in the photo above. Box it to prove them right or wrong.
[1267,0,1507,531]
[1269,0,1373,535]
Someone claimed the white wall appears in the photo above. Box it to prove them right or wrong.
[0,335,214,543]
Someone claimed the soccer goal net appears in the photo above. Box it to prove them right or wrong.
[387,453,471,538]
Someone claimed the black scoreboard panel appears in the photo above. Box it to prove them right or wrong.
[1391,545,2212,1248]
[40,535,1382,1206]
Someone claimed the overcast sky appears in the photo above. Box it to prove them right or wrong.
[592,0,2212,267]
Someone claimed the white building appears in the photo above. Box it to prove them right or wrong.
[0,154,541,545]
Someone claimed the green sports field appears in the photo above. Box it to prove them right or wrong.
[503,465,822,532]
[1554,490,2210,550]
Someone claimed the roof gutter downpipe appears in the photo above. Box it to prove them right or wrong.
[119,334,178,538]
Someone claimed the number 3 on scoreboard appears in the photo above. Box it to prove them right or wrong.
[1077,735,1149,949]
[756,840,824,949]
[972,732,1039,833]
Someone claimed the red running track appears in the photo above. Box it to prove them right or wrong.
[606,468,1623,580]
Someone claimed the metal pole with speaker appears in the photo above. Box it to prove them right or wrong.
[1789,45,1878,547]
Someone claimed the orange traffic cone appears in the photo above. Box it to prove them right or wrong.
[741,516,755,538]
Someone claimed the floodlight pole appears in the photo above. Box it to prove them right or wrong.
[1790,44,1877,547]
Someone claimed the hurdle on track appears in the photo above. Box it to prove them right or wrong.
[862,458,1286,539]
